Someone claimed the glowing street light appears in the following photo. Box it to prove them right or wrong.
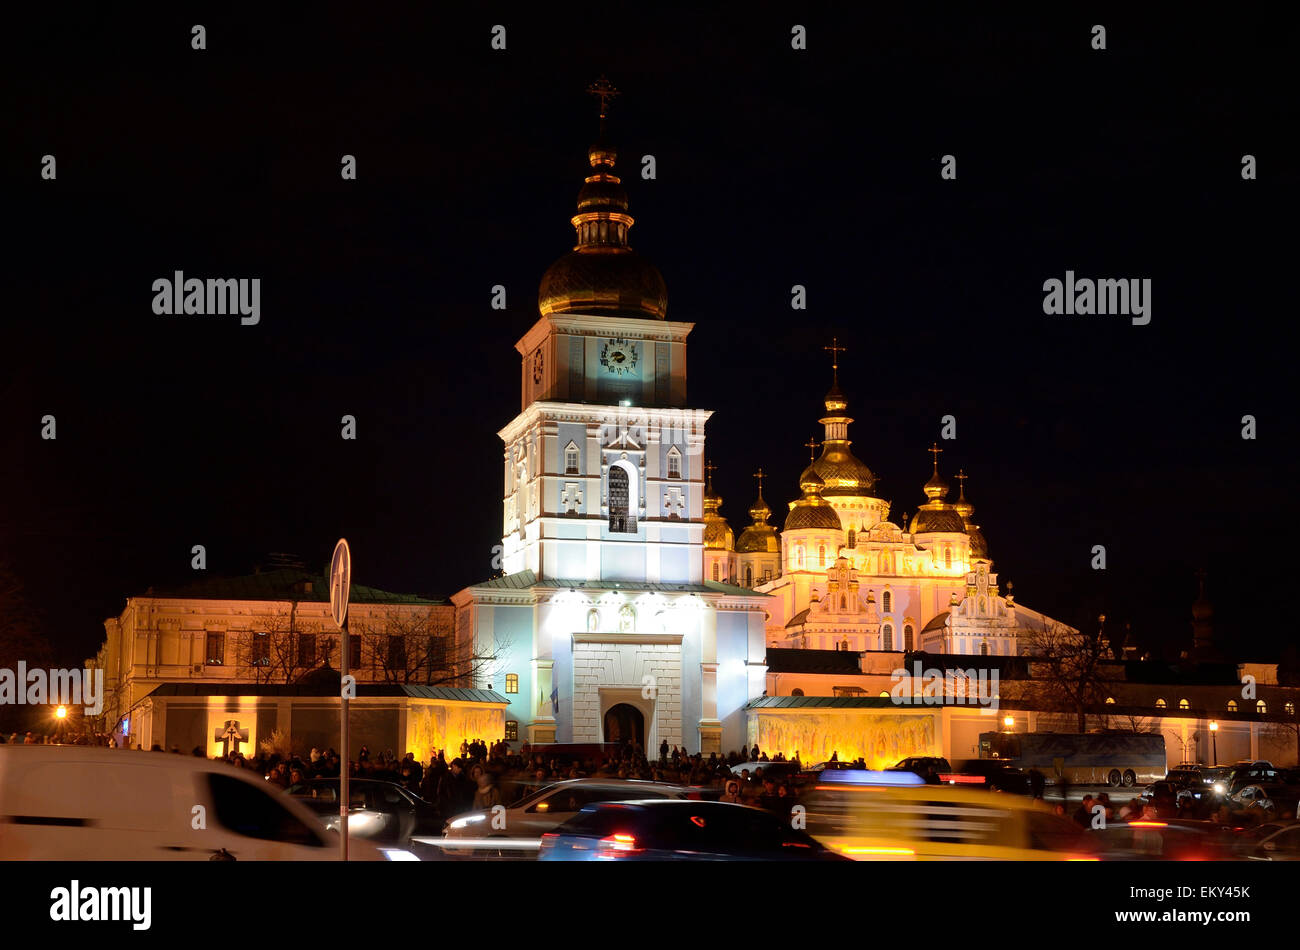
[1003,715,1015,731]
[55,706,68,720]
[1209,720,1218,766]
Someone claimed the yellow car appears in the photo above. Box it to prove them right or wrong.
[801,771,1101,861]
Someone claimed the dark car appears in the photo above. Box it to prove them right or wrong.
[1227,763,1282,794]
[1233,820,1300,861]
[1091,818,1238,861]
[287,778,441,843]
[538,800,851,861]
[948,759,1030,794]
[887,757,952,784]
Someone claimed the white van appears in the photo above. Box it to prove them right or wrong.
[0,746,396,860]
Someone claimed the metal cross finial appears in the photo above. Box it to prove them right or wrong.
[955,469,968,494]
[823,336,847,385]
[705,459,717,491]
[587,76,620,119]
[927,442,944,473]
[753,467,765,495]
[804,437,820,462]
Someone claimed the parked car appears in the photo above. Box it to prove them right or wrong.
[887,756,952,784]
[1229,784,1300,816]
[1227,762,1281,794]
[539,800,849,861]
[286,778,441,843]
[441,778,696,855]
[947,759,1030,794]
[1198,766,1235,794]
[0,745,393,860]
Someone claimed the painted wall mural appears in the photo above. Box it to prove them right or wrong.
[753,711,940,769]
[406,703,505,764]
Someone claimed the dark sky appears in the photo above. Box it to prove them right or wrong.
[3,5,1295,666]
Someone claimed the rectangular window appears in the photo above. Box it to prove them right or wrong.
[505,720,518,741]
[251,632,270,666]
[667,453,681,478]
[566,446,579,474]
[348,635,361,669]
[297,633,316,668]
[506,673,519,694]
[206,632,225,666]
[388,636,406,670]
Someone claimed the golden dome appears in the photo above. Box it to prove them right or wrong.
[537,84,667,321]
[812,444,876,497]
[784,466,843,532]
[967,524,989,559]
[736,476,779,553]
[702,462,734,551]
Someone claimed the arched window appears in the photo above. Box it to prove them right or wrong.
[878,691,891,698]
[745,567,753,587]
[1155,698,1166,709]
[505,673,519,694]
[791,688,804,697]
[1256,699,1268,714]
[1178,698,1190,710]
[841,638,849,651]
[565,442,580,474]
[712,562,719,581]
[840,594,847,610]
[818,544,826,566]
[945,546,952,569]
[882,590,892,613]
[666,446,682,478]
[796,547,805,569]
[980,641,989,656]
[846,529,856,548]
[881,554,892,573]
[882,624,893,651]
[586,609,600,633]
[1227,699,1238,712]
[618,604,636,633]
[903,624,914,651]
[608,465,636,533]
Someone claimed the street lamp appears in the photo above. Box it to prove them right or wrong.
[1003,715,1015,732]
[55,706,68,720]
[1209,720,1218,766]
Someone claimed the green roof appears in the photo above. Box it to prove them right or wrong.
[472,570,769,597]
[146,682,506,703]
[143,568,441,605]
[746,696,901,709]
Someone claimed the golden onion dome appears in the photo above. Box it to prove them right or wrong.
[812,445,876,497]
[967,523,989,559]
[736,475,779,553]
[537,88,667,321]
[702,462,734,551]
[910,508,967,534]
[785,467,843,532]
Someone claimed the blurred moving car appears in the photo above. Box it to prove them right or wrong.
[0,746,393,860]
[1090,818,1237,861]
[1198,766,1234,795]
[1233,820,1300,861]
[801,770,1100,860]
[539,800,849,861]
[286,778,441,843]
[441,778,695,853]
[945,759,1030,794]
[1227,761,1281,794]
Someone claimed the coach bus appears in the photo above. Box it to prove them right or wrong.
[979,731,1166,787]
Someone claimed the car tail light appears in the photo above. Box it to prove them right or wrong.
[1130,821,1168,828]
[938,774,985,784]
[597,833,641,858]
[539,833,557,852]
[1066,856,1100,861]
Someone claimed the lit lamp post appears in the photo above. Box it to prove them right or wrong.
[54,705,68,744]
[1209,720,1218,767]
[1003,715,1015,733]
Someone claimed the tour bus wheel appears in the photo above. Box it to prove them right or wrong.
[1108,770,1122,788]
[1122,770,1137,787]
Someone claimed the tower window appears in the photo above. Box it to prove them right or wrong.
[882,590,892,613]
[903,624,914,652]
[980,641,989,656]
[667,448,681,478]
[608,465,636,534]
[506,673,518,694]
[712,562,719,581]
[745,567,753,587]
[205,632,225,666]
[819,544,826,567]
[846,529,856,548]
[882,624,893,651]
[565,443,579,474]
[945,547,952,569]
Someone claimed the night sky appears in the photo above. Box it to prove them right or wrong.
[3,6,1295,667]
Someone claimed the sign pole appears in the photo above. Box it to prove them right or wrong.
[329,539,352,863]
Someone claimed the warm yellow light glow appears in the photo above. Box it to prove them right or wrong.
[841,846,915,855]
[1003,715,1015,728]
[1209,721,1218,731]
[55,706,68,719]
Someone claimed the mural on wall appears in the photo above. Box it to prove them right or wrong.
[754,712,940,769]
[406,703,505,764]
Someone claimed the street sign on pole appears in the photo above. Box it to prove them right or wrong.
[329,538,351,862]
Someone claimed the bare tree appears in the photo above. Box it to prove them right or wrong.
[349,606,511,687]
[232,602,319,685]
[1015,619,1116,732]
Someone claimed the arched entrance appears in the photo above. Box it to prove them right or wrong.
[603,703,645,749]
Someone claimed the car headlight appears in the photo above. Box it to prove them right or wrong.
[449,815,486,830]
[381,849,420,862]
[1213,783,1225,794]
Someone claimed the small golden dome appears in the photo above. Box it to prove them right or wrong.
[785,465,843,532]
[702,461,733,551]
[967,524,989,559]
[736,474,779,553]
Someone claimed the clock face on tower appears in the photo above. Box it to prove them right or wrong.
[599,337,639,376]
[532,347,544,384]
